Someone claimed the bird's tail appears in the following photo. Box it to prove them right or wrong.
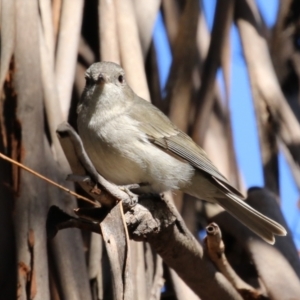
[214,192,287,244]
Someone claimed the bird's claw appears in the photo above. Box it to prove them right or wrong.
[119,185,139,209]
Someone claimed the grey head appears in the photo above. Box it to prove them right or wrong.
[85,61,126,85]
[78,62,134,113]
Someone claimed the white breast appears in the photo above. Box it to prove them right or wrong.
[78,99,194,193]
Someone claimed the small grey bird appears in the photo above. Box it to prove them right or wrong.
[77,61,286,244]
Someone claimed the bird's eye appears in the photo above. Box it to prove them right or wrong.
[85,76,91,85]
[118,75,124,84]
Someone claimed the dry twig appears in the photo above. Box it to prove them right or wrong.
[205,222,268,300]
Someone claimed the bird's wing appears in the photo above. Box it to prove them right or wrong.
[129,97,244,199]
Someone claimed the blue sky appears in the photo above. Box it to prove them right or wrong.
[153,0,300,248]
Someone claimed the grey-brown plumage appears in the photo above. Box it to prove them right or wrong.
[77,61,287,244]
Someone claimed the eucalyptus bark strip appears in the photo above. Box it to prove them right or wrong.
[39,15,69,170]
[0,0,15,94]
[101,203,133,300]
[55,0,84,119]
[161,0,181,50]
[114,0,150,101]
[44,138,93,300]
[193,0,235,144]
[99,0,120,63]
[166,0,199,132]
[236,0,280,194]
[14,0,50,298]
[133,0,161,59]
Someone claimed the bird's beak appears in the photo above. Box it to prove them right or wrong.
[97,74,106,85]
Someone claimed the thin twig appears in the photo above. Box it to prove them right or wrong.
[0,152,97,206]
[205,223,266,299]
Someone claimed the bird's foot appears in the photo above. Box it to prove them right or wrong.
[119,185,139,209]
